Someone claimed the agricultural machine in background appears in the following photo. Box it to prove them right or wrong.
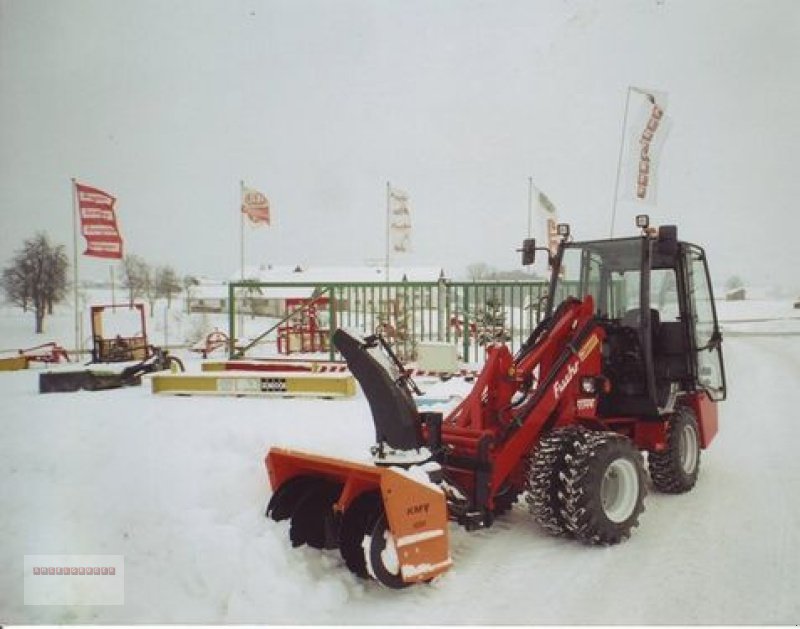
[265,216,726,587]
[39,302,184,393]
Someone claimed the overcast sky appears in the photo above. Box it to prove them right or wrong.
[1,0,798,288]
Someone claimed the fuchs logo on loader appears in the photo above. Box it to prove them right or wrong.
[553,360,580,400]
[552,334,600,400]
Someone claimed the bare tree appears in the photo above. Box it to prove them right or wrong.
[466,262,495,281]
[1,232,69,333]
[154,265,181,309]
[121,254,151,305]
[182,274,199,314]
[2,264,30,311]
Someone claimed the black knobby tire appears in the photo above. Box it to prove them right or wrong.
[560,430,646,545]
[525,425,585,537]
[648,407,701,493]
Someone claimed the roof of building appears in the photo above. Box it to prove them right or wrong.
[190,265,447,301]
[231,264,447,284]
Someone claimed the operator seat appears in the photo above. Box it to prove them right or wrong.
[621,307,661,342]
[598,308,662,418]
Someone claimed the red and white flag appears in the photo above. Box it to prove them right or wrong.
[75,182,123,259]
[622,87,671,205]
[241,186,271,225]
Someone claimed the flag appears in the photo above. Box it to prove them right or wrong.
[622,87,672,205]
[389,186,411,253]
[241,186,270,225]
[536,189,560,259]
[75,182,123,259]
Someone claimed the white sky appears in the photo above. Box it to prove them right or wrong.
[1,0,798,288]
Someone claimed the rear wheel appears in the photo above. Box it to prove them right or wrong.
[648,407,701,493]
[561,430,646,545]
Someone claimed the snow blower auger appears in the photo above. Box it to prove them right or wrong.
[264,215,727,588]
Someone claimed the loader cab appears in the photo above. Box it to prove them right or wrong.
[541,219,726,418]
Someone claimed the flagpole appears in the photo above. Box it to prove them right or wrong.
[110,265,116,306]
[527,176,534,238]
[609,86,633,238]
[384,181,390,282]
[70,177,80,360]
[240,180,245,280]
[239,180,245,339]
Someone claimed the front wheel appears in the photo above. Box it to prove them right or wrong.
[561,431,646,545]
[648,407,701,493]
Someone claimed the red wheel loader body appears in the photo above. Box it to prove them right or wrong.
[264,217,726,587]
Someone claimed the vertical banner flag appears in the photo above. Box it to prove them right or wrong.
[75,183,123,259]
[241,186,271,225]
[389,186,411,253]
[537,189,560,260]
[622,87,671,205]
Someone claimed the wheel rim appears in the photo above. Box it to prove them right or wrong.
[679,423,699,475]
[601,458,640,523]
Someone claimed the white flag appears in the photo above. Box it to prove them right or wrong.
[389,186,411,253]
[621,87,672,205]
[534,189,559,259]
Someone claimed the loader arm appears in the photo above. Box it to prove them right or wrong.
[491,307,605,498]
[436,295,603,518]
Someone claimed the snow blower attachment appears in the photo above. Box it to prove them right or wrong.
[265,216,727,588]
[266,329,452,588]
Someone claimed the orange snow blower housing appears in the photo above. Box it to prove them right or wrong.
[264,216,727,588]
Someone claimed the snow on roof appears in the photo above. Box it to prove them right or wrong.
[192,265,446,301]
[230,264,446,284]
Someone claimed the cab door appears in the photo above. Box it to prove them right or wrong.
[683,245,727,401]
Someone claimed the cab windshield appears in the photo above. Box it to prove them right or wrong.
[549,236,682,324]
[549,238,643,319]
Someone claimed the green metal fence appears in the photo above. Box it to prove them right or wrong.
[227,280,551,364]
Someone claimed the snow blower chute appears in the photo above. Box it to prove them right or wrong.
[265,216,727,588]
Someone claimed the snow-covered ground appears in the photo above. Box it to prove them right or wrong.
[1,299,799,624]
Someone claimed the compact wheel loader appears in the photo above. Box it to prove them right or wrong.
[264,216,727,588]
